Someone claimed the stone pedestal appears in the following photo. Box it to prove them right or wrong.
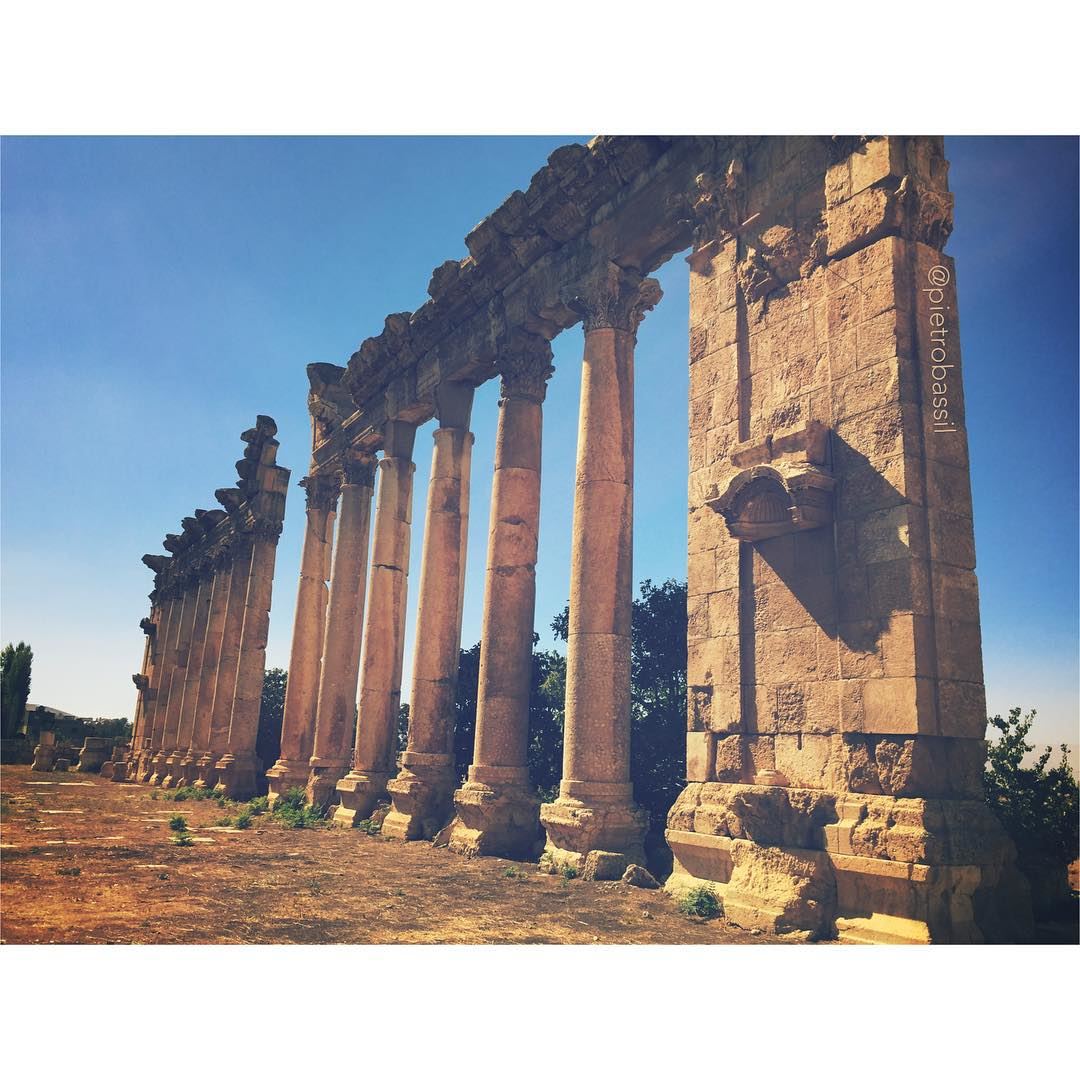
[32,732,57,772]
[77,737,112,773]
[304,454,375,808]
[539,265,659,874]
[334,422,416,826]
[448,333,553,858]
[384,392,474,841]
[267,474,338,804]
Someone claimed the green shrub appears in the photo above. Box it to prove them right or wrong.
[247,796,269,816]
[271,787,325,829]
[216,816,233,827]
[235,810,253,830]
[168,814,188,833]
[560,864,579,881]
[173,832,194,847]
[356,817,381,836]
[676,885,720,919]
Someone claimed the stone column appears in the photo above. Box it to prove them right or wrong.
[150,581,197,785]
[383,384,476,840]
[215,530,278,798]
[334,420,416,824]
[266,472,339,804]
[137,591,174,786]
[447,334,554,857]
[197,539,252,787]
[304,451,376,806]
[168,566,215,786]
[190,559,233,786]
[124,609,158,781]
[539,263,661,877]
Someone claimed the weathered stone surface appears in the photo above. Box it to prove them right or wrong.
[621,863,660,889]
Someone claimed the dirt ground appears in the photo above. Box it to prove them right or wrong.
[0,765,792,945]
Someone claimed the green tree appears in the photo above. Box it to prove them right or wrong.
[985,707,1079,916]
[256,667,288,774]
[1,641,33,739]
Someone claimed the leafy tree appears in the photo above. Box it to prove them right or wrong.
[1,641,33,739]
[985,707,1079,915]
[256,667,287,774]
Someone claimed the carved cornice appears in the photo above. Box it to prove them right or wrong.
[561,262,663,335]
[139,617,156,638]
[344,312,415,412]
[496,331,555,404]
[132,673,149,691]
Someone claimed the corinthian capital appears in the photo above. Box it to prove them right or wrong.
[562,261,663,335]
[301,471,342,511]
[497,331,555,404]
[341,447,378,488]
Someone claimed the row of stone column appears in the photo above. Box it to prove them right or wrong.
[272,265,661,874]
[128,421,290,800]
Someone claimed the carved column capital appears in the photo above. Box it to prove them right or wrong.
[562,262,663,335]
[496,331,555,404]
[341,447,379,488]
[301,470,342,511]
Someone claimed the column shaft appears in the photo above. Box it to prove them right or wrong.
[137,596,176,781]
[383,411,474,840]
[334,423,416,824]
[305,456,374,805]
[215,531,278,798]
[267,476,337,802]
[150,585,196,784]
[170,572,214,784]
[191,562,233,785]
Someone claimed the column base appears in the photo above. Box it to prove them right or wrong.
[305,759,350,809]
[382,754,456,842]
[147,751,172,785]
[447,765,541,858]
[160,752,186,789]
[265,759,311,807]
[332,771,391,826]
[539,781,648,879]
[108,760,130,782]
[133,752,154,783]
[192,754,220,789]
[213,752,262,801]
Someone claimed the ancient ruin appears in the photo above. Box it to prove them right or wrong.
[126,416,289,800]
[128,136,1030,942]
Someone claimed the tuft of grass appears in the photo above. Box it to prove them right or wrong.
[503,866,527,880]
[57,865,81,877]
[168,814,188,833]
[216,816,233,827]
[356,817,381,836]
[149,791,159,801]
[173,832,194,847]
[271,787,326,829]
[235,810,253,830]
[560,865,579,881]
[246,796,269,816]
[676,885,721,919]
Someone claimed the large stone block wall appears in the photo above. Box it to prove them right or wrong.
[668,136,1030,943]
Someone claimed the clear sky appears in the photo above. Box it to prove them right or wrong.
[1,136,1076,753]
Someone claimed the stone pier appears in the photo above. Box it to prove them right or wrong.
[448,332,554,857]
[383,383,475,840]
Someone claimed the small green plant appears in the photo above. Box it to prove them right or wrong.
[168,814,188,833]
[270,786,325,829]
[676,885,721,919]
[171,789,188,802]
[356,817,382,836]
[57,865,81,876]
[149,790,159,801]
[173,832,194,847]
[235,810,253,830]
[503,866,527,880]
[247,796,269,816]
[560,864,579,881]
[216,816,234,827]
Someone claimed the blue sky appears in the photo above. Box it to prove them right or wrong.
[1,136,1076,753]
